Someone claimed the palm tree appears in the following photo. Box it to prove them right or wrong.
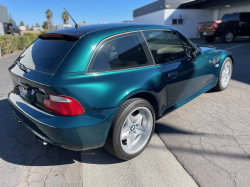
[45,9,53,24]
[62,11,69,24]
[19,21,24,26]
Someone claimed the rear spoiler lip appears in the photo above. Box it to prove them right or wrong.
[38,32,86,40]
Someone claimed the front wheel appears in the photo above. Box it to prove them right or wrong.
[104,98,155,160]
[214,57,233,91]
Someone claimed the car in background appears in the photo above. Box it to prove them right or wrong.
[3,22,21,35]
[197,12,250,43]
[8,23,233,160]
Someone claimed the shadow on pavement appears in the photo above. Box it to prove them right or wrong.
[81,148,123,165]
[155,122,250,160]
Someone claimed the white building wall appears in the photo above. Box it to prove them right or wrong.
[164,9,214,38]
[0,5,9,23]
[213,9,220,20]
[219,4,250,19]
[133,10,165,25]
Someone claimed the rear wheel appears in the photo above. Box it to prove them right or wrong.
[205,36,215,43]
[11,30,14,36]
[222,31,234,43]
[104,98,155,160]
[214,57,233,91]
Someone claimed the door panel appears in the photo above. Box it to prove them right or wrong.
[158,54,212,107]
[143,30,213,108]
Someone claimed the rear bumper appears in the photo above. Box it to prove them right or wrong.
[197,31,215,38]
[8,91,119,151]
[197,31,221,38]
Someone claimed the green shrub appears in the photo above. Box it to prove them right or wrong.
[23,33,40,42]
[0,33,39,56]
[40,31,48,34]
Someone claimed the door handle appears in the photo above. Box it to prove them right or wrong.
[168,71,178,79]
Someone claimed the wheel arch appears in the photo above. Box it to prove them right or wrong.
[224,28,238,36]
[226,55,234,67]
[126,92,160,119]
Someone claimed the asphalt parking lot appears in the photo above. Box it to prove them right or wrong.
[0,37,250,187]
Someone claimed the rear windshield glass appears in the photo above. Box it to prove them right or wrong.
[19,38,76,74]
[222,13,238,22]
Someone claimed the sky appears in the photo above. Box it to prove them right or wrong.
[0,0,154,26]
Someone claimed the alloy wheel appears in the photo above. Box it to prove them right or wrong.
[225,33,233,42]
[120,107,153,154]
[221,60,232,88]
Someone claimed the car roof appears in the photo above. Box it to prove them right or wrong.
[49,23,176,38]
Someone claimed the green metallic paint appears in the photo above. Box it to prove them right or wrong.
[47,65,165,111]
[8,23,233,151]
[9,91,120,151]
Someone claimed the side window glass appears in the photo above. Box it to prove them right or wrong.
[143,30,187,64]
[88,34,151,72]
[241,13,250,22]
[178,34,194,57]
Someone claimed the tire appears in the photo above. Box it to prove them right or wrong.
[11,30,14,36]
[213,57,233,91]
[104,98,155,160]
[19,32,21,36]
[205,36,215,43]
[222,31,234,43]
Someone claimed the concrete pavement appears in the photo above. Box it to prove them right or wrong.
[81,134,197,187]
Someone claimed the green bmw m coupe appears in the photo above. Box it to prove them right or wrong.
[8,23,233,160]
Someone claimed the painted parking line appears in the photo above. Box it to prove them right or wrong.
[224,45,244,50]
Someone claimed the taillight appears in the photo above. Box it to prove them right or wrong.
[9,26,11,30]
[213,22,218,30]
[43,94,85,116]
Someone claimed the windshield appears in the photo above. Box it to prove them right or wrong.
[19,38,76,74]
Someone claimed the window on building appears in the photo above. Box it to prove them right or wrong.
[172,19,177,25]
[178,19,183,24]
[143,30,187,64]
[172,19,184,25]
[88,33,152,72]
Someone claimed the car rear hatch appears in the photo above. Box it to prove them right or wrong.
[8,33,81,111]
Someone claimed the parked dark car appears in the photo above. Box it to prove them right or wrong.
[197,12,250,43]
[8,23,233,160]
[3,22,21,35]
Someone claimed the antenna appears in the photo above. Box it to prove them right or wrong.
[63,7,79,29]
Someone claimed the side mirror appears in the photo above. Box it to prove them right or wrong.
[191,49,197,59]
[191,48,201,59]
